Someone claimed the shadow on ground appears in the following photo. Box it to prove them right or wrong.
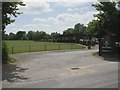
[2,64,29,82]
[93,52,119,62]
[102,52,119,62]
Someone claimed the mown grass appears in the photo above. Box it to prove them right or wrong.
[5,40,85,54]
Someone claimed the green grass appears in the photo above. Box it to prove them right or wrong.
[5,40,85,54]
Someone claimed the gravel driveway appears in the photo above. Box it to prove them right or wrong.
[2,49,118,88]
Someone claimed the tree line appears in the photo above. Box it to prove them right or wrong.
[4,23,88,41]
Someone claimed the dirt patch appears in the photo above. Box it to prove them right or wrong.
[58,67,95,78]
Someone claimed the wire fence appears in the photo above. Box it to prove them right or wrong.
[9,44,84,54]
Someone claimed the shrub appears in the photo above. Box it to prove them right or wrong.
[2,41,9,64]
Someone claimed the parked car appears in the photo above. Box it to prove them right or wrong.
[102,41,111,51]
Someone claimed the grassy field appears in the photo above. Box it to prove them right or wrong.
[5,40,85,54]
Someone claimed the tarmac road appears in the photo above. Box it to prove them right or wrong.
[2,49,118,88]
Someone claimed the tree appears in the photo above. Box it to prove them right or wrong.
[92,2,117,36]
[2,2,25,37]
[8,32,16,40]
[38,31,47,40]
[4,34,9,40]
[74,23,86,34]
[2,2,25,64]
[91,1,120,55]
[15,31,26,40]
[87,20,99,35]
[63,23,87,35]
[44,34,51,40]
[51,32,60,42]
[63,28,74,35]
[27,31,50,41]
[27,31,35,40]
[87,19,103,55]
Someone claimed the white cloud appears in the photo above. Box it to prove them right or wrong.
[67,8,74,11]
[115,4,120,11]
[6,23,16,27]
[6,10,98,34]
[67,8,79,11]
[54,1,98,8]
[33,18,47,23]
[18,11,98,34]
[5,1,100,34]
[67,6,94,13]
[22,0,98,2]
[55,2,86,8]
[19,2,52,14]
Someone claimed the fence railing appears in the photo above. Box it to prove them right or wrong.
[9,44,84,54]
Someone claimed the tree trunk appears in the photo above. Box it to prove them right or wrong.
[99,38,102,56]
[110,36,116,56]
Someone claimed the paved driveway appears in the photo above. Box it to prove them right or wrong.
[2,49,118,88]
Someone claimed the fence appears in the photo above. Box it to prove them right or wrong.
[9,44,84,54]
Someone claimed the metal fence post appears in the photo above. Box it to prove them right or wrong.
[12,46,14,54]
[71,44,73,49]
[59,44,60,50]
[29,45,31,52]
[45,45,46,51]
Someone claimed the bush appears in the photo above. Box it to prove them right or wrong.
[2,41,9,64]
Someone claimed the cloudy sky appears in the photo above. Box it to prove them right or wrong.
[5,1,98,34]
